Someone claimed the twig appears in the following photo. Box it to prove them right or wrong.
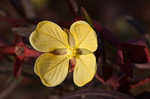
[0,78,22,99]
[9,0,25,18]
[99,31,106,63]
[0,66,35,78]
[0,16,26,27]
[135,63,150,69]
[20,0,36,20]
[66,0,80,20]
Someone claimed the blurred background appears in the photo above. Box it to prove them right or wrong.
[0,0,150,99]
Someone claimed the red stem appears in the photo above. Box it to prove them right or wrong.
[14,56,24,78]
[24,47,41,57]
[130,77,150,89]
[0,46,15,55]
[95,73,105,84]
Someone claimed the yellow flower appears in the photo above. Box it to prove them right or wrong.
[29,20,98,87]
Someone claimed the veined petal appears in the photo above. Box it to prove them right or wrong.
[34,53,69,87]
[70,21,98,52]
[73,54,97,87]
[30,21,69,52]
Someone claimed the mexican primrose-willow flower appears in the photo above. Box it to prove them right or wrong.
[29,20,98,87]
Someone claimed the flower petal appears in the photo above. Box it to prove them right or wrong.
[73,54,97,87]
[30,21,69,52]
[34,53,69,87]
[70,21,98,52]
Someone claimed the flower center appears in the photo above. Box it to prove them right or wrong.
[67,48,76,59]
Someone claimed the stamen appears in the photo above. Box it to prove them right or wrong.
[67,48,77,59]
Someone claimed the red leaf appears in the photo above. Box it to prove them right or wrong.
[106,75,120,90]
[118,43,150,64]
[119,64,133,77]
[118,76,132,92]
